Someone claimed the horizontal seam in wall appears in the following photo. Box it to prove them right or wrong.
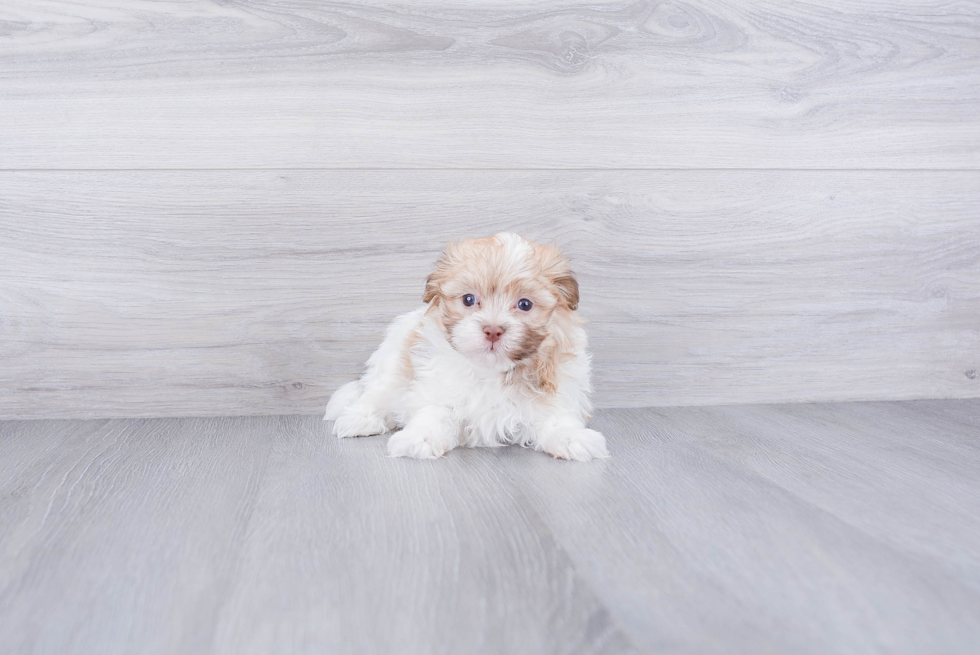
[1,168,979,173]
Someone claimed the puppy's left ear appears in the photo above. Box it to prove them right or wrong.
[554,272,579,311]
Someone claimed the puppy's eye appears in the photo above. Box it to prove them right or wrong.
[463,294,477,307]
[517,298,533,311]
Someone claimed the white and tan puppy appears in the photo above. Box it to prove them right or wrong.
[324,232,608,461]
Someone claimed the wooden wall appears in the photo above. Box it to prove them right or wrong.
[1,0,978,418]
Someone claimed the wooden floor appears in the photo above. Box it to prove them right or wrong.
[1,400,978,654]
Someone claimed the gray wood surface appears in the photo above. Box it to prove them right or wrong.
[1,0,978,168]
[2,170,978,418]
[1,400,978,654]
[2,0,979,418]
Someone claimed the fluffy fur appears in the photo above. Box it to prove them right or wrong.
[324,232,608,461]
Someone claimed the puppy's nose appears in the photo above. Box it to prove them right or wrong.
[483,325,505,343]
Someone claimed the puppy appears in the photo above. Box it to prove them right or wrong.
[324,232,608,461]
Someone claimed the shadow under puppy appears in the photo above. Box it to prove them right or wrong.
[324,232,608,461]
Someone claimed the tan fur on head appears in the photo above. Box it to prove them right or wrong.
[422,233,582,393]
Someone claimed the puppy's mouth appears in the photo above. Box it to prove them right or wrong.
[471,338,518,369]
[482,341,512,361]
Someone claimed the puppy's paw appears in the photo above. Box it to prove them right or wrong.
[540,427,609,462]
[332,407,388,439]
[323,381,361,421]
[386,426,454,459]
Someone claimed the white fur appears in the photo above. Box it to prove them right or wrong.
[324,234,608,461]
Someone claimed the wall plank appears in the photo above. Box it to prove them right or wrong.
[1,0,978,169]
[2,170,977,418]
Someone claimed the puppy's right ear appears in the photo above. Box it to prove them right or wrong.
[423,241,457,304]
[423,273,439,303]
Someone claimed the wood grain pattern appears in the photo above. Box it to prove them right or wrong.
[2,170,978,418]
[0,416,277,654]
[496,403,980,653]
[2,402,979,653]
[1,0,978,168]
[652,402,980,591]
[0,415,632,655]
[210,416,630,655]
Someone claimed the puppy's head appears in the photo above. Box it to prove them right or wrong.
[424,233,579,371]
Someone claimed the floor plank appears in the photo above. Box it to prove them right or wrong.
[2,0,978,168]
[0,417,277,655]
[652,402,980,592]
[210,416,630,655]
[0,402,978,654]
[888,398,980,434]
[495,406,980,654]
[0,418,107,488]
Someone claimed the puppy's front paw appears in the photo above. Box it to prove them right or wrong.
[386,426,453,459]
[333,407,388,439]
[540,427,609,462]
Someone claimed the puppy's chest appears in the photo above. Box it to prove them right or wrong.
[412,354,535,439]
[453,379,534,446]
[441,365,527,411]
